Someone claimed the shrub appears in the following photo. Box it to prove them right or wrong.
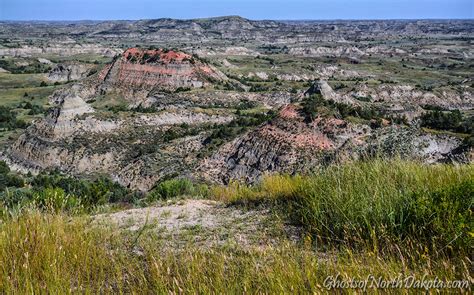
[0,161,9,175]
[420,110,464,132]
[0,106,28,130]
[31,172,131,208]
[148,178,194,201]
[175,87,191,93]
[0,161,25,191]
[147,179,208,202]
[32,187,82,214]
[19,101,44,115]
[0,188,32,213]
[301,93,327,121]
[201,111,276,155]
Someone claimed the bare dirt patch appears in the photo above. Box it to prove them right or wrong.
[95,199,301,249]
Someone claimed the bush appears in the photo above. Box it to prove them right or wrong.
[0,106,28,130]
[420,110,465,132]
[32,188,82,214]
[203,111,276,148]
[147,178,208,202]
[148,178,194,201]
[0,161,25,191]
[302,94,384,122]
[18,101,44,115]
[0,161,9,175]
[301,94,327,121]
[175,87,191,93]
[31,172,131,207]
[0,188,32,213]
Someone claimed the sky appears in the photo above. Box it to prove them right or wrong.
[0,0,472,21]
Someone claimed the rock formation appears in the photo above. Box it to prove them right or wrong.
[48,62,95,82]
[99,48,226,92]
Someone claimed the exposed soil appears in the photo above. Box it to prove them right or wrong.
[95,199,302,249]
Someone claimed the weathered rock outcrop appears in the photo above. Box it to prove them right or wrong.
[346,84,474,111]
[48,62,95,82]
[198,103,467,184]
[98,48,226,93]
[6,87,234,190]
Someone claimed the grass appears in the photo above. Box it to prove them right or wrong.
[0,160,472,292]
[422,127,470,139]
[212,160,473,255]
[0,73,48,89]
[0,211,470,293]
[0,86,56,107]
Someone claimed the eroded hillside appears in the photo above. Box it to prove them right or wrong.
[0,17,472,190]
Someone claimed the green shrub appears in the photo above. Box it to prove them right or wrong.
[301,94,384,122]
[301,93,327,121]
[148,178,194,201]
[0,106,28,130]
[175,87,191,93]
[420,110,472,134]
[31,172,131,207]
[0,161,25,191]
[0,161,9,175]
[5,174,24,188]
[32,188,82,214]
[203,111,275,148]
[18,101,45,115]
[147,179,208,202]
[0,188,32,213]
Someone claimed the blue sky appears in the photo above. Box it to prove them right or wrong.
[1,0,472,21]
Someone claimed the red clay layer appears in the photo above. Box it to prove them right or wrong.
[98,48,220,89]
[122,48,192,63]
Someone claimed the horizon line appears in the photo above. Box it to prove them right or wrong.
[1,15,474,22]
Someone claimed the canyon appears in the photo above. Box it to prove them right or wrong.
[0,17,472,190]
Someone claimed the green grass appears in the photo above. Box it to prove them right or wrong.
[0,86,56,107]
[0,73,47,89]
[212,160,473,255]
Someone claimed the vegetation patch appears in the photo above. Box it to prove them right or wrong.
[0,106,28,130]
[211,160,473,256]
[420,110,473,135]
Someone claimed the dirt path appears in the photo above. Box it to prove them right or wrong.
[95,199,301,249]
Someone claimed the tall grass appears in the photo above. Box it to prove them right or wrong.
[0,160,471,292]
[212,160,473,255]
[0,212,470,293]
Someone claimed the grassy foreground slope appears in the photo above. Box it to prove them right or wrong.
[213,160,473,255]
[0,160,472,293]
